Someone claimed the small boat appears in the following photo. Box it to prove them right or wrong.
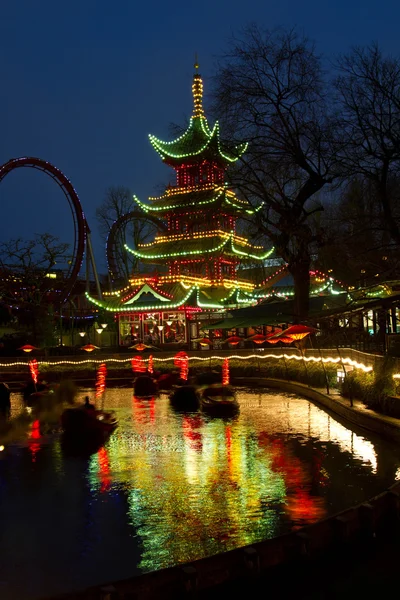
[200,385,239,416]
[61,407,117,455]
[22,382,49,406]
[169,385,200,411]
[133,375,158,399]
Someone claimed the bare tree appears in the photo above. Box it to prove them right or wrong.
[0,234,71,345]
[317,176,400,285]
[96,186,157,283]
[335,44,400,245]
[213,25,340,320]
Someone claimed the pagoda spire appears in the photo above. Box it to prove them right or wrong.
[192,55,204,118]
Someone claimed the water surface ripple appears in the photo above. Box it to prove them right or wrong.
[1,387,399,599]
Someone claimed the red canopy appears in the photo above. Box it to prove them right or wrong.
[225,336,242,345]
[81,344,99,352]
[247,334,266,344]
[18,344,39,353]
[265,332,294,344]
[129,343,149,351]
[281,325,317,340]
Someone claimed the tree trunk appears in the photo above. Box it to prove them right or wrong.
[288,257,311,323]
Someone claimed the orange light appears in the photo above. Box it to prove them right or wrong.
[19,344,38,353]
[280,325,317,341]
[225,336,241,345]
[82,344,99,352]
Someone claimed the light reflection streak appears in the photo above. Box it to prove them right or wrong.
[29,419,41,462]
[307,403,377,473]
[84,389,392,574]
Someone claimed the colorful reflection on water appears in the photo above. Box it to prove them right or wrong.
[1,387,400,599]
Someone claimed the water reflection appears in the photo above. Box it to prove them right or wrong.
[0,388,399,600]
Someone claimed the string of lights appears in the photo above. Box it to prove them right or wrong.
[0,353,373,372]
[138,230,264,250]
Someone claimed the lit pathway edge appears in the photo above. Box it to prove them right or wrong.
[43,378,400,600]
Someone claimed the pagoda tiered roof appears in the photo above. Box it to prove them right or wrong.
[86,266,347,313]
[86,280,251,313]
[149,72,247,167]
[134,184,259,216]
[87,67,276,317]
[125,231,274,263]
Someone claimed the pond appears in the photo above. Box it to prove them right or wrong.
[1,386,400,600]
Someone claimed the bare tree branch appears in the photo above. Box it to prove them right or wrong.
[213,25,341,319]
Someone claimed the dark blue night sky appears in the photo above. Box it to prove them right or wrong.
[0,0,399,271]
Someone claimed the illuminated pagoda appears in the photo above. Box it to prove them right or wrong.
[87,63,274,346]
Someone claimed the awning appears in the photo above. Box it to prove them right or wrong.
[207,294,348,330]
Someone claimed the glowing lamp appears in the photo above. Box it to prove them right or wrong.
[337,365,354,384]
[101,323,108,329]
[157,325,164,331]
[78,332,86,337]
[96,328,103,334]
[166,320,173,326]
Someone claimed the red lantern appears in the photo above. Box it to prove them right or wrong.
[174,352,189,380]
[132,355,146,373]
[222,358,230,385]
[174,351,188,366]
[29,359,39,385]
[95,363,107,399]
[180,356,189,381]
